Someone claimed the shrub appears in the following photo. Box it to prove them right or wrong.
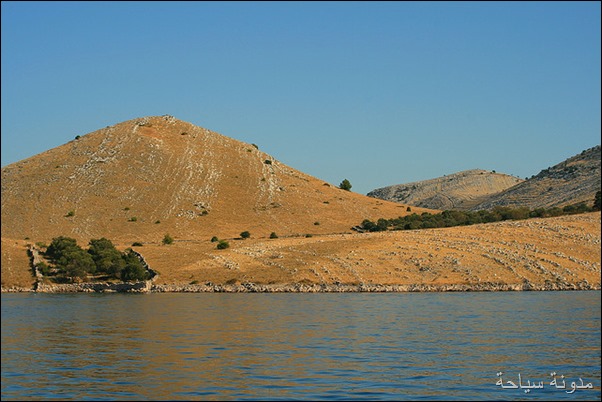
[154,220,161,224]
[65,210,75,217]
[240,231,251,239]
[270,232,278,239]
[162,234,174,245]
[339,179,352,191]
[131,242,143,247]
[217,240,230,249]
[121,249,149,281]
[314,221,320,225]
[128,217,138,222]
[210,236,219,242]
[264,159,272,165]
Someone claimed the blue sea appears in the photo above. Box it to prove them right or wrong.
[2,291,600,400]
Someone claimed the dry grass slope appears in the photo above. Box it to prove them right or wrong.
[2,116,600,291]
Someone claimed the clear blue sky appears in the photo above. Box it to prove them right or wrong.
[2,1,600,194]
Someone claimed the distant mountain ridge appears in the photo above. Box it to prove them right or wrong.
[368,146,601,211]
[367,169,523,210]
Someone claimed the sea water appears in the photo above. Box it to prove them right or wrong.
[2,291,600,400]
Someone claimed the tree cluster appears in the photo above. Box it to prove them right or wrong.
[42,236,149,282]
[358,200,599,233]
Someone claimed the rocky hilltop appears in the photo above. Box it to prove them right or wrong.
[471,145,601,210]
[1,116,600,292]
[367,169,523,210]
[367,146,601,212]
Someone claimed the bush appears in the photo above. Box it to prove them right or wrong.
[131,242,143,247]
[339,179,352,191]
[270,232,278,239]
[264,159,272,165]
[162,234,174,245]
[240,231,251,239]
[65,210,75,217]
[217,240,230,249]
[121,249,149,281]
[210,236,219,242]
[128,216,138,222]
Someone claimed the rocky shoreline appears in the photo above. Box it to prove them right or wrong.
[2,279,599,293]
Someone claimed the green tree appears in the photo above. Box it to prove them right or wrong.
[88,238,125,278]
[59,248,96,281]
[594,190,601,211]
[45,236,80,263]
[240,231,251,239]
[121,249,149,281]
[122,249,148,280]
[339,179,352,191]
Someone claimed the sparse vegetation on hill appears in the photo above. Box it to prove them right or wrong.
[1,116,599,291]
[357,200,598,232]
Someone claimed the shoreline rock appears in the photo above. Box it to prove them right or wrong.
[2,280,599,294]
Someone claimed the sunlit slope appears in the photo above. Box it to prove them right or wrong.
[472,145,601,210]
[1,115,427,245]
[93,212,602,289]
[368,169,523,210]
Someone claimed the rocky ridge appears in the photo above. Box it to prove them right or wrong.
[367,169,523,210]
[472,145,601,210]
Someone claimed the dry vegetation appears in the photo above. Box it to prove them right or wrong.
[1,116,600,291]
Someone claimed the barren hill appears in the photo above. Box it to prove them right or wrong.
[1,116,600,291]
[1,115,425,244]
[471,145,601,210]
[367,169,523,210]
